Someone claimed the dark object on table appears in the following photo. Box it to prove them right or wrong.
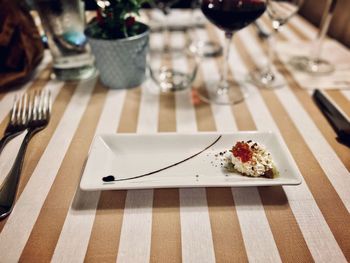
[313,89,350,147]
[0,0,44,89]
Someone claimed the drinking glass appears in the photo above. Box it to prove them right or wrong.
[198,0,267,104]
[188,0,223,57]
[289,0,337,75]
[33,0,95,80]
[150,0,198,92]
[250,0,304,89]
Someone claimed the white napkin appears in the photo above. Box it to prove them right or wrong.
[148,9,206,31]
[277,40,350,89]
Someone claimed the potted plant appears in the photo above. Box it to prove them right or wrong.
[85,0,150,89]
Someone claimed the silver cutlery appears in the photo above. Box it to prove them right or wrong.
[0,90,52,219]
[0,94,30,154]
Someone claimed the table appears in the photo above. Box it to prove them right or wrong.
[0,11,349,263]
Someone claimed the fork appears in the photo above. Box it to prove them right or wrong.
[0,94,29,154]
[0,90,51,219]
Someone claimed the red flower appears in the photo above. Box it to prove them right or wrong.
[125,16,136,28]
[96,9,104,25]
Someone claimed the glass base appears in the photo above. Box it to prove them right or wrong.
[289,56,335,75]
[151,66,195,92]
[188,40,223,58]
[52,65,96,81]
[250,68,285,89]
[197,80,246,105]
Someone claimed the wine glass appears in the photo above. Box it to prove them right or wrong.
[188,0,223,57]
[198,0,267,104]
[250,0,304,89]
[150,0,198,92]
[289,0,337,75]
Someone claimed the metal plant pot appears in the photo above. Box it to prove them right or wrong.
[86,24,149,89]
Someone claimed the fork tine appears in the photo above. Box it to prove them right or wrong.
[10,95,18,124]
[21,93,28,125]
[43,90,51,119]
[27,92,33,122]
[48,90,52,115]
[16,95,23,124]
[39,90,45,120]
[33,90,39,121]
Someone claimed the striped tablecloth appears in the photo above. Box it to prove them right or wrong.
[0,11,349,263]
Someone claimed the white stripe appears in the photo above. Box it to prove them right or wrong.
[234,28,347,262]
[231,188,282,263]
[0,78,96,263]
[116,190,153,263]
[51,89,126,263]
[179,188,216,263]
[115,30,162,263]
[0,55,50,123]
[173,32,216,263]
[213,29,282,263]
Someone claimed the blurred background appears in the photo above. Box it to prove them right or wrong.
[82,0,350,47]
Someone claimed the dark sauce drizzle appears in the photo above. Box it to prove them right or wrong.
[102,135,222,183]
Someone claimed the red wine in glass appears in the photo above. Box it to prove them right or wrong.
[199,0,266,104]
[201,0,266,32]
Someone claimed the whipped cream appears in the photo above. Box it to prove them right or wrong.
[227,140,276,178]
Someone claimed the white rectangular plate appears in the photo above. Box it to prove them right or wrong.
[80,132,302,191]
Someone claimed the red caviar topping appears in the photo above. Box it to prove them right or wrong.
[231,142,253,163]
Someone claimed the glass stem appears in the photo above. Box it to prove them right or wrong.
[310,0,336,63]
[266,28,277,74]
[219,32,233,93]
[162,7,171,53]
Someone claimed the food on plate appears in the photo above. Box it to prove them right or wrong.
[226,140,279,178]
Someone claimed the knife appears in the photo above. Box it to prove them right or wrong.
[313,89,350,147]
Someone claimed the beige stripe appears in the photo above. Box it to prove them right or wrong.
[234,30,350,261]
[193,75,216,132]
[84,87,142,262]
[150,189,181,263]
[205,188,249,263]
[18,81,106,262]
[158,93,176,132]
[0,81,74,233]
[117,88,142,133]
[326,90,350,120]
[206,24,313,262]
[84,190,127,263]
